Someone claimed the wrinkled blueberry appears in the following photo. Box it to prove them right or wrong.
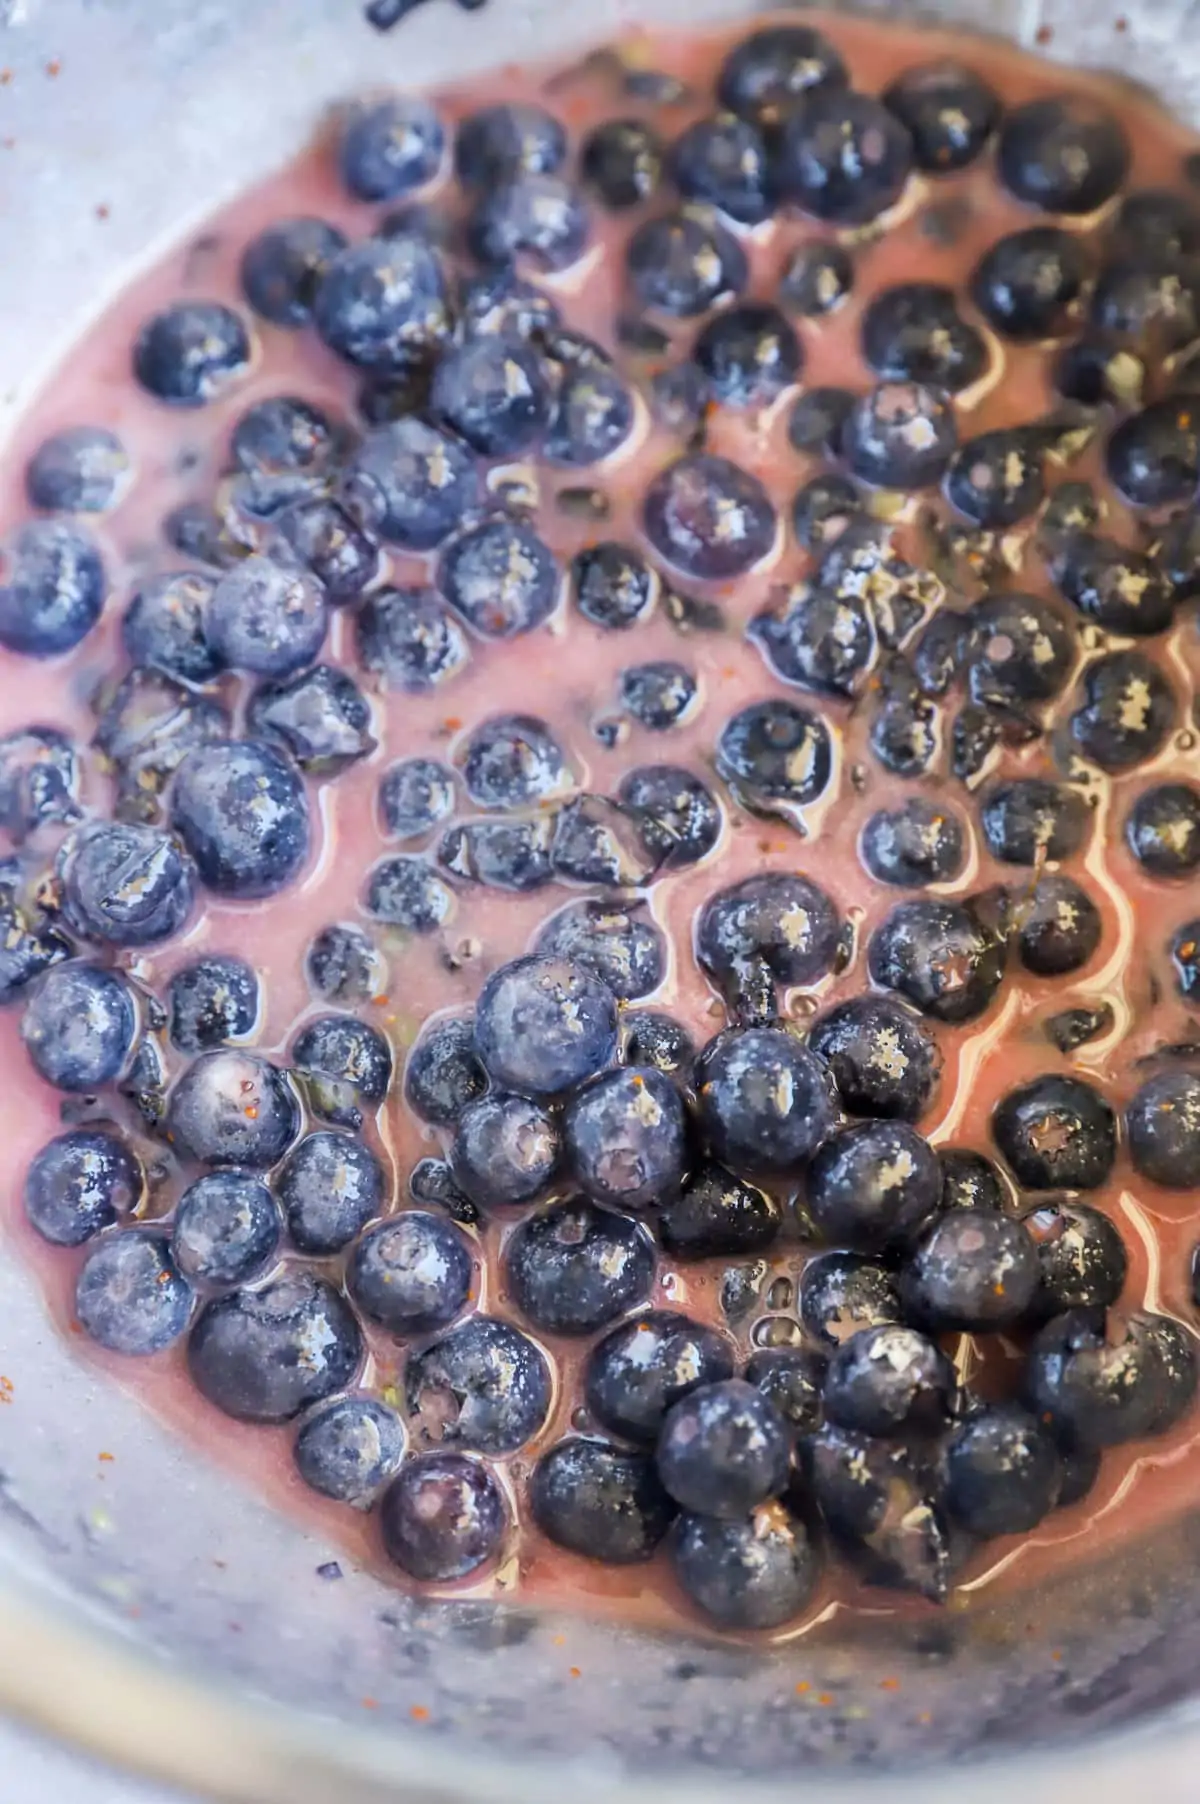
[1022,1198,1128,1321]
[381,1451,506,1580]
[944,1403,1062,1537]
[869,661,938,778]
[431,337,550,457]
[188,1273,362,1422]
[166,1049,298,1169]
[456,102,565,185]
[657,1162,780,1260]
[407,1314,551,1453]
[122,570,220,687]
[22,961,135,1092]
[779,89,912,224]
[673,1500,818,1629]
[862,284,987,392]
[807,1120,942,1253]
[1044,1003,1115,1054]
[971,227,1089,340]
[745,1348,825,1435]
[1128,1069,1200,1187]
[76,1231,193,1355]
[134,302,250,405]
[841,381,957,489]
[441,816,554,892]
[314,234,450,371]
[799,1252,902,1348]
[1012,873,1102,977]
[95,670,229,823]
[1126,783,1200,876]
[27,425,130,515]
[171,1169,280,1287]
[869,898,1007,1023]
[439,519,559,640]
[506,1200,655,1335]
[355,585,469,692]
[450,1091,559,1208]
[378,757,455,840]
[563,1067,686,1212]
[804,1421,950,1600]
[586,1310,734,1442]
[306,923,384,1005]
[0,520,105,657]
[618,661,697,732]
[168,955,259,1053]
[546,793,655,889]
[534,898,664,999]
[172,739,310,899]
[294,1394,405,1504]
[824,1323,955,1436]
[405,1014,488,1125]
[696,1026,838,1176]
[459,713,568,810]
[467,173,588,271]
[276,497,380,605]
[780,241,853,316]
[1071,650,1176,771]
[670,112,774,224]
[1106,397,1200,508]
[695,871,841,1024]
[946,428,1044,528]
[903,1208,1039,1331]
[716,698,831,815]
[57,819,193,949]
[347,1211,473,1334]
[0,874,71,1004]
[626,210,747,318]
[240,217,347,327]
[693,304,801,409]
[208,554,327,679]
[657,1378,790,1519]
[643,453,776,581]
[619,1011,693,1083]
[883,61,999,171]
[291,1012,392,1129]
[533,1437,674,1564]
[993,1074,1116,1191]
[998,94,1130,214]
[339,96,443,201]
[363,854,453,933]
[276,1130,383,1255]
[571,542,655,631]
[1026,1307,1197,1446]
[0,727,79,844]
[617,764,721,869]
[248,664,374,775]
[860,797,965,889]
[963,591,1075,709]
[24,1128,141,1247]
[810,996,940,1123]
[717,24,846,123]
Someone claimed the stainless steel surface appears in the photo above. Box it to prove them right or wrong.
[4,1,1200,1798]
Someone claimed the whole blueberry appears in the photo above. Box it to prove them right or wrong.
[993,1074,1116,1191]
[406,1315,551,1454]
[168,955,260,1053]
[505,1200,655,1335]
[671,113,775,225]
[1106,398,1200,508]
[172,739,310,899]
[455,102,565,185]
[0,727,79,844]
[347,1211,473,1333]
[473,954,617,1097]
[716,699,831,812]
[405,1014,489,1124]
[749,584,874,698]
[439,520,559,639]
[431,337,550,457]
[1054,333,1144,409]
[1126,783,1200,876]
[571,542,656,630]
[546,362,634,467]
[248,664,374,775]
[945,1404,1062,1538]
[24,1128,141,1247]
[626,210,747,318]
[657,1162,780,1261]
[306,924,384,1005]
[619,661,697,732]
[380,1451,506,1580]
[869,898,1007,1023]
[940,1148,1009,1213]
[971,227,1089,340]
[1071,650,1176,771]
[208,555,327,680]
[717,24,846,123]
[188,1273,362,1422]
[347,418,477,550]
[617,765,721,869]
[291,1013,392,1129]
[581,117,663,210]
[0,521,105,657]
[339,96,444,201]
[780,241,853,317]
[277,1131,383,1255]
[532,1437,675,1564]
[883,61,999,171]
[809,996,941,1123]
[1043,1004,1115,1056]
[229,395,342,517]
[22,962,135,1092]
[123,570,221,686]
[355,585,469,692]
[1022,1198,1128,1320]
[76,1231,193,1355]
[134,302,250,405]
[841,381,957,489]
[803,1422,950,1600]
[657,1378,790,1518]
[460,266,560,345]
[744,1348,825,1435]
[314,234,450,371]
[166,1050,299,1168]
[998,94,1130,214]
[693,304,801,409]
[902,1208,1040,1331]
[26,425,130,515]
[963,591,1075,708]
[799,1252,902,1349]
[696,1027,838,1176]
[946,428,1044,528]
[861,283,987,392]
[824,1323,955,1436]
[586,1310,734,1442]
[1026,1308,1197,1446]
[807,1120,942,1253]
[1127,1070,1200,1187]
[95,669,230,821]
[673,1501,818,1629]
[240,216,347,328]
[643,454,776,580]
[171,1169,280,1286]
[535,899,665,1000]
[779,88,912,224]
[860,797,965,889]
[563,1067,686,1212]
[379,757,455,840]
[56,820,194,949]
[294,1394,405,1504]
[450,1091,559,1208]
[467,173,588,271]
[696,872,842,1025]
[1057,1441,1102,1509]
[443,815,549,895]
[980,779,1088,866]
[1014,874,1102,977]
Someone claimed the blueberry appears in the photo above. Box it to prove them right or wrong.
[346,418,477,550]
[657,1162,780,1260]
[1090,259,1200,354]
[1044,1003,1115,1055]
[741,1349,823,1436]
[431,337,550,457]
[938,1149,1007,1213]
[1106,398,1200,508]
[787,388,857,458]
[799,1252,902,1349]
[438,519,559,640]
[869,897,1007,1023]
[1115,188,1200,261]
[119,1035,168,1132]
[1057,1441,1102,1508]
[780,86,912,223]
[240,217,347,327]
[1071,650,1176,772]
[95,670,230,823]
[133,301,250,405]
[450,1091,559,1209]
[534,898,665,999]
[355,585,469,693]
[562,1066,686,1213]
[122,570,221,687]
[166,1049,299,1170]
[1012,873,1102,977]
[229,396,341,518]
[406,1315,551,1453]
[459,714,568,810]
[581,118,663,210]
[803,1422,950,1600]
[841,381,957,490]
[657,1378,789,1518]
[673,1500,818,1629]
[993,1074,1116,1191]
[1022,1198,1128,1320]
[1127,783,1200,876]
[670,113,774,225]
[998,95,1130,214]
[806,1120,942,1254]
[314,234,450,371]
[949,705,1008,783]
[408,1158,477,1225]
[809,996,941,1123]
[405,1015,489,1123]
[749,582,873,701]
[586,1310,734,1442]
[532,1437,674,1564]
[823,1323,955,1437]
[614,1015,689,1088]
[276,497,381,606]
[695,872,841,1024]
[0,727,80,843]
[717,25,846,123]
[441,816,554,892]
[1026,1308,1196,1446]
[696,1027,838,1176]
[26,425,130,515]
[291,1013,392,1129]
[207,554,327,680]
[24,1128,141,1247]
[57,818,193,951]
[643,453,776,581]
[76,1231,193,1355]
[861,284,987,393]
[347,1211,473,1334]
[860,797,965,889]
[617,764,722,869]
[168,955,260,1053]
[0,520,105,656]
[716,698,831,816]
[971,228,1089,340]
[293,1394,405,1505]
[171,1170,280,1286]
[618,661,697,732]
[571,542,655,632]
[248,664,374,775]
[869,662,938,778]
[1050,532,1173,636]
[378,757,455,840]
[339,96,443,201]
[545,363,634,467]
[945,428,1045,529]
[693,304,801,409]
[455,103,565,186]
[1128,1069,1200,1186]
[780,242,853,316]
[506,1199,655,1335]
[274,1130,382,1255]
[902,1208,1040,1333]
[467,173,588,271]
[381,1451,506,1580]
[172,739,310,899]
[626,210,747,318]
[548,793,660,888]
[649,362,711,443]
[963,591,1075,708]
[306,924,384,1005]
[944,1404,1062,1538]
[188,1273,362,1422]
[0,878,71,1003]
[458,264,560,342]
[21,962,135,1092]
[882,61,999,171]
[1054,333,1145,409]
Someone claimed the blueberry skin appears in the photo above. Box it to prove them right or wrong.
[657,1378,790,1519]
[123,570,221,686]
[347,1211,473,1334]
[750,583,873,702]
[535,900,665,1001]
[172,740,310,900]
[860,797,965,889]
[76,1231,194,1355]
[1106,398,1200,509]
[980,779,1088,866]
[824,1323,956,1437]
[998,94,1130,214]
[993,1075,1117,1191]
[1052,532,1174,637]
[809,997,941,1124]
[379,757,455,838]
[696,1027,838,1177]
[405,1015,488,1124]
[861,283,987,393]
[671,114,775,225]
[248,664,374,776]
[946,428,1044,528]
[313,234,450,372]
[657,1162,780,1261]
[882,61,999,172]
[26,425,130,515]
[944,1404,1062,1538]
[58,820,194,949]
[171,1170,280,1286]
[347,418,477,549]
[439,520,560,640]
[643,454,776,581]
[546,364,634,467]
[355,585,469,692]
[461,715,568,811]
[166,1050,299,1169]
[693,305,801,409]
[0,521,105,657]
[0,727,80,842]
[380,1451,507,1580]
[1022,1199,1128,1320]
[22,962,136,1093]
[673,1501,818,1630]
[841,381,958,489]
[459,265,560,342]
[505,1200,655,1335]
[294,1394,406,1505]
[626,211,747,318]
[619,661,697,731]
[1127,783,1200,876]
[868,899,1007,1024]
[618,765,721,870]
[451,1092,559,1209]
[564,1067,686,1212]
[168,955,260,1053]
[807,1121,942,1254]
[455,102,566,186]
[744,1348,825,1436]
[133,302,250,405]
[1014,874,1102,977]
[473,954,617,1098]
[803,1422,950,1601]
[1127,1070,1200,1187]
[971,227,1089,340]
[1025,1308,1197,1446]
[571,542,655,632]
[188,1274,363,1423]
[96,669,231,823]
[208,555,327,680]
[716,700,831,812]
[406,1315,551,1454]
[586,1311,734,1443]
[581,117,663,210]
[431,337,550,457]
[339,96,444,201]
[24,1129,142,1247]
[903,1209,1040,1332]
[532,1437,675,1564]
[276,1131,383,1256]
[306,924,384,1006]
[963,591,1075,709]
[467,173,588,271]
[649,363,711,442]
[408,1158,477,1225]
[799,1253,902,1350]
[291,1013,391,1129]
[1071,651,1177,772]
[868,665,937,779]
[717,24,846,123]
[780,242,853,316]
[240,218,347,328]
[695,872,841,1025]
[779,87,912,223]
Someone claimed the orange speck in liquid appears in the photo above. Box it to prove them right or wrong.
[410,1704,430,1722]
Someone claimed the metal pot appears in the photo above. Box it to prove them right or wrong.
[2,2,1199,1798]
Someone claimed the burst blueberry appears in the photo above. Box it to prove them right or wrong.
[380,1452,506,1581]
[347,1211,473,1334]
[24,1128,142,1247]
[172,739,310,899]
[657,1163,780,1260]
[291,1013,392,1129]
[306,924,384,1005]
[997,94,1130,214]
[696,1026,838,1176]
[625,209,747,318]
[188,1273,362,1422]
[168,954,259,1053]
[869,663,938,778]
[76,1232,193,1356]
[787,388,857,458]
[26,425,130,515]
[406,1314,551,1454]
[134,301,250,405]
[618,764,722,868]
[97,669,231,823]
[441,817,554,892]
[1070,651,1177,771]
[571,542,655,631]
[0,520,106,657]
[750,582,873,699]
[171,1169,280,1287]
[1025,1308,1197,1446]
[993,1074,1116,1191]
[240,217,347,327]
[378,757,455,839]
[619,661,697,731]
[405,1014,488,1123]
[22,961,136,1093]
[313,233,450,371]
[467,173,588,271]
[248,664,374,774]
[0,727,80,843]
[549,793,661,888]
[122,570,221,686]
[804,1422,950,1600]
[619,1011,694,1082]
